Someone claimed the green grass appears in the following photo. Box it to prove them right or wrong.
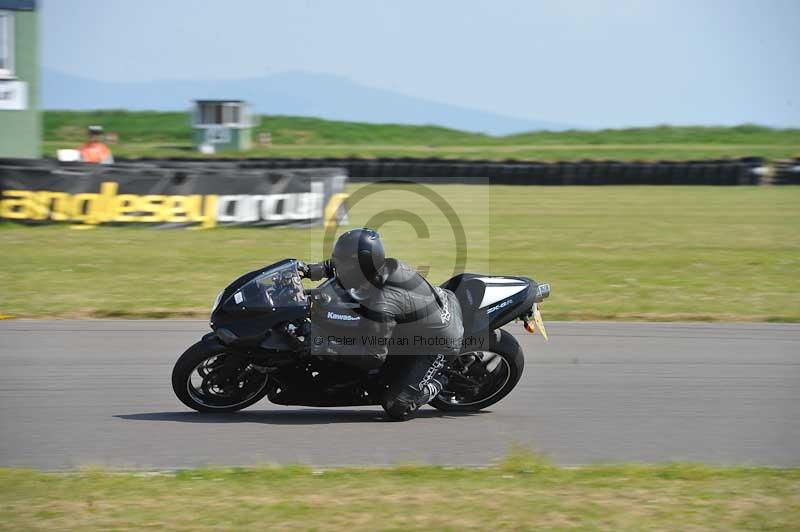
[2,185,799,321]
[43,110,800,161]
[1,457,798,531]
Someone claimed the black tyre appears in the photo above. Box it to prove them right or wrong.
[430,329,524,412]
[171,340,270,413]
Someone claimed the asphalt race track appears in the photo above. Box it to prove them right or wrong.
[1,320,798,469]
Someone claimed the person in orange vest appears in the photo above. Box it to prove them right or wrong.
[78,125,114,164]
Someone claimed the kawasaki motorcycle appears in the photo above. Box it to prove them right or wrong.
[172,259,550,418]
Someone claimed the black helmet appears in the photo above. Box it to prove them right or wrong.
[331,228,386,297]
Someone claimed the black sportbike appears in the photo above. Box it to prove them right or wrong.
[172,259,550,418]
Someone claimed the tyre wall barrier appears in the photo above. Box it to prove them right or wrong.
[145,157,765,185]
[28,157,766,186]
[773,159,800,185]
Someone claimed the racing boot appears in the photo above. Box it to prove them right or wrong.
[421,373,448,405]
[382,355,448,421]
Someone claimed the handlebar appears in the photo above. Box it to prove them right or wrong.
[300,260,334,282]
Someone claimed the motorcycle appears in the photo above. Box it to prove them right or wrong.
[171,259,550,419]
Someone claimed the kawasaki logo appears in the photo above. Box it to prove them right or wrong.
[327,311,360,321]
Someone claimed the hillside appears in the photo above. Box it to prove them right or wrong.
[42,111,800,161]
[43,69,568,135]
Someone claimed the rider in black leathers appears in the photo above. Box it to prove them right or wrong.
[305,228,463,420]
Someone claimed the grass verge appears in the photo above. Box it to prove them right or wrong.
[1,456,798,530]
[1,185,799,321]
[43,111,800,161]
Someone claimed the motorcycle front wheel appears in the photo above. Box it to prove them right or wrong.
[430,329,524,412]
[171,340,270,413]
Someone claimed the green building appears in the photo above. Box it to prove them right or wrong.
[191,100,255,152]
[0,0,38,158]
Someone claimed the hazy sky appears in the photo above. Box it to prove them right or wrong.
[42,0,800,128]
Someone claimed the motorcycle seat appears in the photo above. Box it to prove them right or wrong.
[440,274,485,331]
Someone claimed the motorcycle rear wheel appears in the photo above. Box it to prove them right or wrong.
[172,340,270,413]
[430,329,524,412]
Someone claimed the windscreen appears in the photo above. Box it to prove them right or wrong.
[224,261,306,312]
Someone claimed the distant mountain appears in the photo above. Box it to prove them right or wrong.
[43,69,570,135]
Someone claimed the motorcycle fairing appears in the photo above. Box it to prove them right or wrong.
[210,259,309,347]
[441,273,536,334]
